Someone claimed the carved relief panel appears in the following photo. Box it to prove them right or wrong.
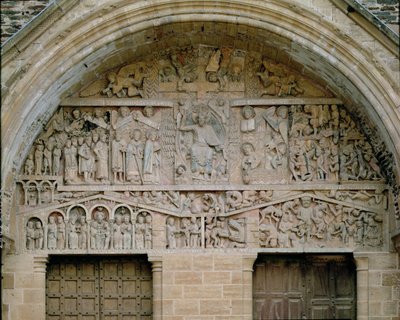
[16,44,392,255]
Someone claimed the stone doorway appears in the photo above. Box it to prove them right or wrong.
[46,255,152,320]
[253,254,356,319]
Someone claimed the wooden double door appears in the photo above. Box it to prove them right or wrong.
[46,256,152,320]
[253,255,356,320]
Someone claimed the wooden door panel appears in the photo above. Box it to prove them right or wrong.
[310,305,331,319]
[46,256,152,320]
[253,255,355,320]
[287,298,303,319]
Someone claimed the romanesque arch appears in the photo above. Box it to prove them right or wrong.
[2,1,399,319]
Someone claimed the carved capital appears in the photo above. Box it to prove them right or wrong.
[353,254,369,271]
[147,254,163,272]
[33,254,49,273]
[242,253,258,272]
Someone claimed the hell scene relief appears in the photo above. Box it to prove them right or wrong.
[18,45,390,254]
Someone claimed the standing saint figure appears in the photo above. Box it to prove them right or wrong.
[35,144,44,175]
[47,216,57,249]
[144,214,152,249]
[135,215,146,249]
[64,139,78,183]
[68,214,79,249]
[143,130,160,184]
[113,215,123,249]
[121,213,132,249]
[78,136,93,182]
[52,141,62,175]
[26,221,36,250]
[93,133,109,182]
[166,217,180,249]
[34,221,44,249]
[56,215,66,249]
[112,132,127,183]
[126,129,144,183]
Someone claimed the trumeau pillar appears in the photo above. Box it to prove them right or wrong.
[353,255,369,320]
[148,255,163,320]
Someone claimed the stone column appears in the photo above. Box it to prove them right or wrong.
[353,254,369,320]
[32,255,48,320]
[242,253,258,320]
[148,254,163,320]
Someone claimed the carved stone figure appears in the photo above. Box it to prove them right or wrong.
[93,133,109,182]
[83,108,110,130]
[159,64,176,82]
[134,106,160,130]
[170,53,198,91]
[47,216,57,249]
[65,109,85,136]
[259,222,278,248]
[257,59,303,97]
[181,217,191,247]
[78,136,94,182]
[143,130,161,184]
[64,139,78,183]
[52,141,62,175]
[102,64,146,98]
[112,132,127,183]
[24,154,34,175]
[68,213,79,249]
[90,207,110,249]
[121,213,132,249]
[241,105,256,133]
[144,214,152,249]
[262,106,288,146]
[26,220,36,250]
[241,142,260,184]
[296,196,314,243]
[56,215,66,249]
[206,49,227,90]
[34,144,44,175]
[34,221,44,250]
[126,129,144,183]
[112,107,133,136]
[113,215,123,249]
[135,215,146,249]
[179,105,225,181]
[166,217,180,249]
[206,217,246,248]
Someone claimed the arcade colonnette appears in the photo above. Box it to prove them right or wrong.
[1,1,400,319]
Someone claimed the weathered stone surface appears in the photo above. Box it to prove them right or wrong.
[1,1,400,319]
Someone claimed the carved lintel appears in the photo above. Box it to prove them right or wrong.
[231,98,343,107]
[60,98,174,107]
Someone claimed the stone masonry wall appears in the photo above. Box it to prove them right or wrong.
[367,253,400,319]
[359,0,400,33]
[1,0,50,44]
[159,253,256,320]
